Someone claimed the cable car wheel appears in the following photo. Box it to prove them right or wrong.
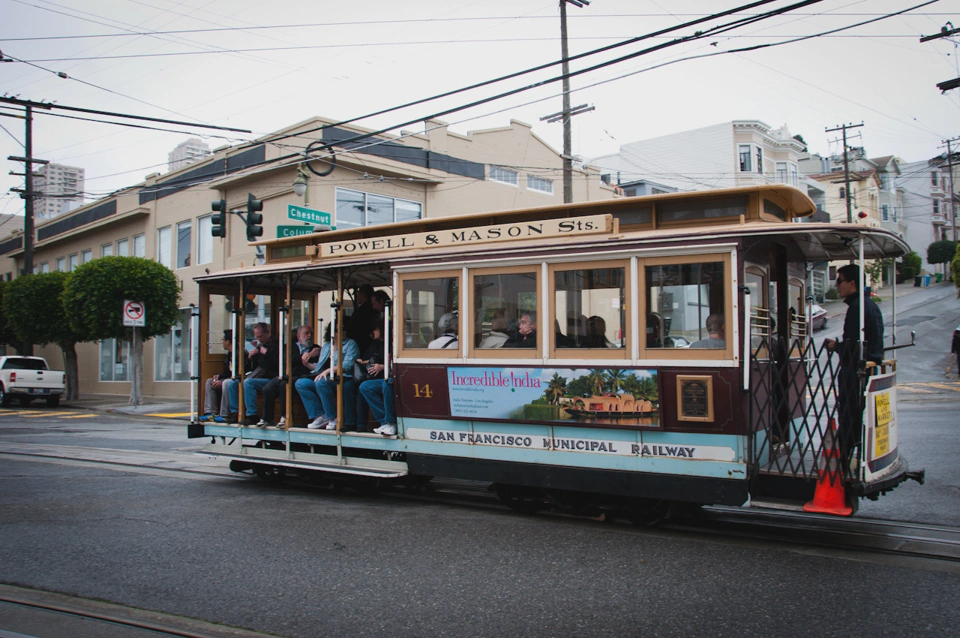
[494,484,545,514]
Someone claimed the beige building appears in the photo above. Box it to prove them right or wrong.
[0,116,616,397]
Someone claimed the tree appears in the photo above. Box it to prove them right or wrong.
[792,134,807,150]
[62,257,181,405]
[897,251,922,283]
[953,243,960,297]
[2,272,86,400]
[546,373,567,404]
[928,240,958,266]
[0,281,23,354]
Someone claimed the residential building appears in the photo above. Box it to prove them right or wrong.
[591,120,807,193]
[0,116,616,398]
[34,163,85,219]
[167,138,212,173]
[898,155,957,272]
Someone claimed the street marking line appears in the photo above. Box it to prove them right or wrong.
[144,412,193,418]
[60,414,95,419]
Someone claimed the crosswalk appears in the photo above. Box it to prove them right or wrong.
[897,381,960,395]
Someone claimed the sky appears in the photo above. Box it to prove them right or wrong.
[2,0,959,224]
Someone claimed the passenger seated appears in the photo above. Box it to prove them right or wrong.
[297,322,360,430]
[428,312,459,349]
[690,313,726,349]
[582,315,617,348]
[646,312,676,348]
[357,319,398,436]
[505,311,537,348]
[478,309,510,349]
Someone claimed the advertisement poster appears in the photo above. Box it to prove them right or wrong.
[447,367,659,426]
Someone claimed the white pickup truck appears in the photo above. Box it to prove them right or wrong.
[0,356,66,407]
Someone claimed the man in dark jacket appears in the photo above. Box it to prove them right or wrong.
[257,325,321,428]
[824,264,884,456]
[348,284,377,354]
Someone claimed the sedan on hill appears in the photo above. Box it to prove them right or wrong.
[810,304,829,331]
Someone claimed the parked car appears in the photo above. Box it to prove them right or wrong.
[810,304,828,331]
[0,356,66,407]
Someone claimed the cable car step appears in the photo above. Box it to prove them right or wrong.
[747,497,807,512]
[199,445,407,478]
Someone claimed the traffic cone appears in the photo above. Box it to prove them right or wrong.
[803,418,853,516]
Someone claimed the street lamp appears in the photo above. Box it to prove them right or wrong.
[293,165,309,204]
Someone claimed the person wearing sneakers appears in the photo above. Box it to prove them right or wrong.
[255,325,322,428]
[225,322,280,427]
[201,330,233,422]
[357,320,396,435]
[297,323,359,430]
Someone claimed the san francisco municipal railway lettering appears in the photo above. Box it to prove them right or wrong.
[317,214,612,258]
[406,428,736,461]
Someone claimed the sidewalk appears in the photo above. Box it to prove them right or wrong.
[62,393,193,418]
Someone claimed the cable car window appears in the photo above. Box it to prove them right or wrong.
[763,199,787,221]
[645,261,725,349]
[401,274,459,351]
[613,206,652,228]
[473,270,539,352]
[553,265,626,350]
[658,197,747,223]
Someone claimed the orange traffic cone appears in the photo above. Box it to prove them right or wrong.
[803,418,853,516]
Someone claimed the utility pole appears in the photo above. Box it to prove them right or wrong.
[825,122,864,224]
[942,137,959,242]
[557,0,591,203]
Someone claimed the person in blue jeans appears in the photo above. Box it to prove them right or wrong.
[224,322,280,426]
[357,321,397,436]
[296,325,359,430]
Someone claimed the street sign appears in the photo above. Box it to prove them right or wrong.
[122,300,146,327]
[277,225,314,238]
[287,204,331,226]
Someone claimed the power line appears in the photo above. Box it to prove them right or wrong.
[3,12,956,42]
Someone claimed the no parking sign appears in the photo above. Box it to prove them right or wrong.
[123,300,146,327]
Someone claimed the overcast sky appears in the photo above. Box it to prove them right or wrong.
[2,0,959,222]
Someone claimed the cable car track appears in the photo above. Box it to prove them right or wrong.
[4,444,960,566]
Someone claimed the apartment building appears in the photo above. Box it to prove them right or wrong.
[0,116,616,397]
[167,138,212,173]
[898,156,957,272]
[34,163,85,219]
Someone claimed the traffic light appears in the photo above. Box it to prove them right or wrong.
[211,199,227,238]
[245,192,263,242]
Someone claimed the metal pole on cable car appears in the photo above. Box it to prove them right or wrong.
[891,258,898,347]
[189,303,199,423]
[335,270,344,436]
[384,298,391,380]
[284,273,293,429]
[859,234,866,362]
[278,295,286,431]
[237,279,247,421]
[741,285,751,391]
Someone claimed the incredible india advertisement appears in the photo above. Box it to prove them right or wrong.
[447,367,660,426]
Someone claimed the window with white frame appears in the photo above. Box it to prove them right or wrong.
[39,262,49,273]
[133,234,145,257]
[68,254,79,271]
[117,238,129,257]
[934,199,941,216]
[738,145,752,172]
[755,147,763,174]
[932,171,939,186]
[81,249,92,264]
[776,162,787,183]
[893,206,898,222]
[101,243,113,257]
[99,338,130,381]
[526,175,554,194]
[56,257,65,272]
[882,204,889,221]
[154,307,193,382]
[789,163,798,186]
[176,220,191,268]
[157,226,171,268]
[490,166,519,185]
[197,216,212,265]
[334,188,423,229]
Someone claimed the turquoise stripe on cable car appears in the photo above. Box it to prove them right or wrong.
[399,418,746,480]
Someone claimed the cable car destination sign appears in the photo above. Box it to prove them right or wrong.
[315,214,613,259]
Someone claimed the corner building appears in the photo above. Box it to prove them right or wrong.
[0,116,617,398]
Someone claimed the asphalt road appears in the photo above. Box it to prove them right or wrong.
[1,455,959,638]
